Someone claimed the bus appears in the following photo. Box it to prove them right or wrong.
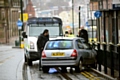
[22,17,63,66]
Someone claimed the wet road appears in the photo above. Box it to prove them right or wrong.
[23,61,89,80]
[23,60,110,80]
[0,45,24,80]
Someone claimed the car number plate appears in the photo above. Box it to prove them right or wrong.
[52,52,65,56]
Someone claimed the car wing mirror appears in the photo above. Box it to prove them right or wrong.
[76,35,79,37]
[78,45,84,49]
[22,32,27,38]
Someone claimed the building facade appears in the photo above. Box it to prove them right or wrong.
[89,0,120,44]
[0,0,20,44]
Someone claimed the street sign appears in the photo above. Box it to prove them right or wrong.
[86,21,90,27]
[113,4,120,9]
[20,13,28,22]
[17,20,23,30]
[94,11,102,18]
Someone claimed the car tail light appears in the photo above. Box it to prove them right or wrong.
[71,49,78,57]
[42,51,46,58]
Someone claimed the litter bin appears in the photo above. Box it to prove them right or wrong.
[15,40,19,46]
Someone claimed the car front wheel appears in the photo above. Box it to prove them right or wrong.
[24,55,27,62]
[27,59,32,66]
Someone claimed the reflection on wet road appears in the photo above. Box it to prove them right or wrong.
[23,61,108,80]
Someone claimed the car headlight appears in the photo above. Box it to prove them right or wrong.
[30,41,34,49]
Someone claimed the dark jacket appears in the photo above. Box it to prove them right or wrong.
[78,29,88,43]
[37,34,49,51]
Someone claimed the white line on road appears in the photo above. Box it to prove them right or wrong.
[0,55,15,65]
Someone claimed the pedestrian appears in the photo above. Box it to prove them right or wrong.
[78,26,88,43]
[64,31,69,37]
[68,32,75,37]
[37,29,49,71]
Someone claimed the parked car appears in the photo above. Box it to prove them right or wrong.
[41,37,97,73]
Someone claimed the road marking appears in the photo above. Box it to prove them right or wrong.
[0,49,12,52]
[0,55,15,65]
[81,71,100,80]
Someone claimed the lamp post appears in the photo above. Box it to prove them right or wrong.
[19,0,23,47]
[79,6,81,29]
[90,1,94,42]
[20,0,23,30]
[72,0,74,34]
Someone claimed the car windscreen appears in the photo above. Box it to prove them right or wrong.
[29,24,60,37]
[45,40,73,50]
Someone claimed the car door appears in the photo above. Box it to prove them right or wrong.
[75,39,86,58]
[78,38,97,59]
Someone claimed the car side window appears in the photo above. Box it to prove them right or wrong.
[76,39,84,49]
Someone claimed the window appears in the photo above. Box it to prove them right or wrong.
[76,39,92,49]
[76,39,84,49]
[46,40,73,50]
[29,26,59,37]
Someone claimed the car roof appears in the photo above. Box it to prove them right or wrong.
[49,36,84,41]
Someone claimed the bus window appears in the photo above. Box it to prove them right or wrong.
[25,17,63,38]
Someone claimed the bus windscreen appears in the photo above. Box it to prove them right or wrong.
[26,17,63,37]
[29,24,60,37]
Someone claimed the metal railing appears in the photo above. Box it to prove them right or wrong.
[95,42,120,78]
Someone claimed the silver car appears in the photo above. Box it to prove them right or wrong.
[41,37,97,73]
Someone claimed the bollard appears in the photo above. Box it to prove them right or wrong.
[102,42,107,74]
[20,40,24,49]
[97,42,101,71]
[20,38,24,49]
[109,42,114,77]
[117,44,120,78]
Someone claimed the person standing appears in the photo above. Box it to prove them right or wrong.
[68,32,75,37]
[78,26,88,43]
[37,29,49,71]
[64,31,69,37]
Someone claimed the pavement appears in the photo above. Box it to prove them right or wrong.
[92,67,118,80]
[0,45,13,52]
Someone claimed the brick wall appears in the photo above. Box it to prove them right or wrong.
[9,36,19,45]
[25,0,35,18]
[90,0,112,10]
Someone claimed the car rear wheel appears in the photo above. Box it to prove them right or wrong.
[75,60,83,72]
[42,67,49,73]
[27,59,32,66]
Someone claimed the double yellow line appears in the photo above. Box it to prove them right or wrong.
[81,71,100,80]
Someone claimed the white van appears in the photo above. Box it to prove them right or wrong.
[22,17,63,66]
